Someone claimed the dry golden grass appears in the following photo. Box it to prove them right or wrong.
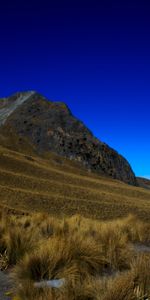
[0,127,150,300]
[0,145,150,221]
[0,211,149,299]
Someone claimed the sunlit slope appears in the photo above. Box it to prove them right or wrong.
[0,145,150,221]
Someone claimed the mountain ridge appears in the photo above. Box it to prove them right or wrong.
[0,91,137,185]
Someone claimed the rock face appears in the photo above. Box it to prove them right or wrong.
[137,177,150,190]
[0,91,35,125]
[0,91,137,185]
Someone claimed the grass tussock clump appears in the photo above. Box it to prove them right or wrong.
[118,214,150,244]
[0,211,150,299]
[102,254,150,300]
[14,234,105,288]
[94,225,133,271]
[5,226,35,265]
[0,214,37,268]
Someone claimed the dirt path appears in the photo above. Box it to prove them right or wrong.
[0,271,12,300]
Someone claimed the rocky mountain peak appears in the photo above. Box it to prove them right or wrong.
[0,91,36,125]
[0,91,137,185]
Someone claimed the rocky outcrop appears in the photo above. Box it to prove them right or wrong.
[0,91,35,125]
[137,177,150,189]
[0,91,137,185]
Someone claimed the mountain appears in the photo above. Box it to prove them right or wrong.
[137,177,150,190]
[0,91,137,185]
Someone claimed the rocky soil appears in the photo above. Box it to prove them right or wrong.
[0,271,12,300]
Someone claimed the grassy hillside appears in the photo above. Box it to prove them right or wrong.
[0,132,150,299]
[0,143,150,221]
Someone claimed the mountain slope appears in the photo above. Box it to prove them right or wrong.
[0,91,137,185]
[0,144,150,221]
[137,177,150,190]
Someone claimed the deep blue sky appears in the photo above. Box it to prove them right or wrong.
[0,0,150,178]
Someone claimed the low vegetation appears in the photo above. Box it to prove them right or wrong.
[0,144,150,222]
[0,211,149,299]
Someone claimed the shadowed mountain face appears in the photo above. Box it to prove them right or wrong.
[0,91,137,185]
[137,177,150,190]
